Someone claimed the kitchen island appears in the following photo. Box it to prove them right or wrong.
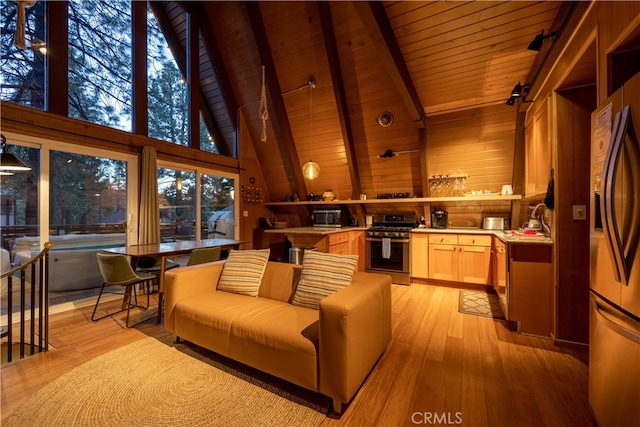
[264,226,366,271]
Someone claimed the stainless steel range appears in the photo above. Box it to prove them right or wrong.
[365,213,416,285]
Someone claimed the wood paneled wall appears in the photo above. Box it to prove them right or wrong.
[426,104,517,196]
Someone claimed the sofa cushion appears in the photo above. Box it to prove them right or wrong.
[217,249,270,296]
[291,250,358,310]
[258,262,301,303]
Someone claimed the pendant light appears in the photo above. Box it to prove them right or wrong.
[302,79,319,180]
[0,134,31,172]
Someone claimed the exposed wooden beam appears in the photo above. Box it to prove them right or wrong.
[245,2,308,200]
[148,2,230,156]
[352,1,425,128]
[196,3,239,131]
[187,11,200,150]
[47,1,68,116]
[318,2,362,198]
[132,1,148,136]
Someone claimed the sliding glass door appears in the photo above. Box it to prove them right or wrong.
[1,132,138,308]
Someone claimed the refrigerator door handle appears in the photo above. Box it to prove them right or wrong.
[601,105,640,285]
[592,296,640,345]
[601,109,625,283]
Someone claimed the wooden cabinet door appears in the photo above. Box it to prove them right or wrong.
[459,245,491,284]
[429,244,457,281]
[492,237,507,293]
[411,233,429,279]
[495,245,507,287]
[525,97,551,197]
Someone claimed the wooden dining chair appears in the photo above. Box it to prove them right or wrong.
[187,247,222,266]
[92,252,157,328]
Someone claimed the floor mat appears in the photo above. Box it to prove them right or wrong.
[458,289,505,319]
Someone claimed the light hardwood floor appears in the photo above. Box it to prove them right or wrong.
[1,283,596,426]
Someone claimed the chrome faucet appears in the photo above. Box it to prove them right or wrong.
[529,203,551,234]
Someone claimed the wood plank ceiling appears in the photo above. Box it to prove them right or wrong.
[153,1,564,202]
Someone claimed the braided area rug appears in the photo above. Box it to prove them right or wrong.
[3,337,327,427]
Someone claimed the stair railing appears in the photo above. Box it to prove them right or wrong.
[1,241,54,363]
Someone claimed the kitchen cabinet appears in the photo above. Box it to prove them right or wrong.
[428,234,491,284]
[410,232,429,280]
[525,97,551,197]
[509,243,553,337]
[275,229,364,271]
[327,230,365,272]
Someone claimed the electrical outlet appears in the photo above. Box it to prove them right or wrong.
[573,205,586,220]
[243,210,249,217]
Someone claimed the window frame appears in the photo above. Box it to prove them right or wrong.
[156,158,238,241]
[1,131,140,247]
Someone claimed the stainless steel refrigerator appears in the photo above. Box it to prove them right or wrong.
[589,71,640,427]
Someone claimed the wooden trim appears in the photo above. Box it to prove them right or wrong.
[245,1,307,199]
[0,102,240,174]
[319,2,362,197]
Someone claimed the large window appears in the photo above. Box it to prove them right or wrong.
[0,0,46,109]
[157,162,236,242]
[147,6,188,146]
[2,1,235,157]
[68,0,132,131]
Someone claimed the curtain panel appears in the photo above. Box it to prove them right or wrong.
[138,146,160,244]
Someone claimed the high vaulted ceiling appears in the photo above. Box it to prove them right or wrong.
[153,1,567,201]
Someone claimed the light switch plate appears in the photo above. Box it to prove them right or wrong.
[573,205,587,220]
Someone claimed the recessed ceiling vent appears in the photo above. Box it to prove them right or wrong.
[377,111,394,127]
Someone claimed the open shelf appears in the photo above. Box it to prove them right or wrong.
[264,194,522,207]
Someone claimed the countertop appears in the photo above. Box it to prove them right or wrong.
[264,225,552,245]
[263,226,366,235]
[411,227,552,245]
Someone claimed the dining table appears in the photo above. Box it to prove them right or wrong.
[105,238,246,323]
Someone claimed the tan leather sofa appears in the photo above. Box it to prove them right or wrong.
[164,260,392,413]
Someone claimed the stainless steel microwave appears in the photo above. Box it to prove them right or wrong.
[313,209,349,227]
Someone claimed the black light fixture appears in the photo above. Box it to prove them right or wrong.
[0,134,32,172]
[528,29,557,51]
[378,149,419,158]
[506,82,531,106]
[511,82,530,98]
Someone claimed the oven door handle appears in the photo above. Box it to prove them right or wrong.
[365,237,410,244]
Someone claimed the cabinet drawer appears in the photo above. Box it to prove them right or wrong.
[428,234,458,245]
[458,234,491,246]
[328,241,349,254]
[328,232,350,246]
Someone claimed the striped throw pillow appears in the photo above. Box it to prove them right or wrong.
[291,250,358,310]
[217,249,270,297]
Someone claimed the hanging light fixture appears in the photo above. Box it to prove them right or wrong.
[302,79,319,180]
[0,134,31,172]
